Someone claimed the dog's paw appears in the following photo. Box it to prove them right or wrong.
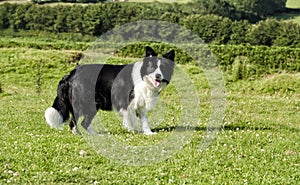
[72,127,81,135]
[123,123,134,132]
[143,130,157,135]
[87,126,98,135]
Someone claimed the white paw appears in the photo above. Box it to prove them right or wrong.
[143,130,157,135]
[87,127,98,135]
[72,127,81,135]
[123,123,134,132]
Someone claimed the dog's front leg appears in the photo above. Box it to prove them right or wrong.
[139,109,156,135]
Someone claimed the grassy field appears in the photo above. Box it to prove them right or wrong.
[274,0,300,24]
[0,36,299,184]
[127,0,191,3]
[286,0,300,8]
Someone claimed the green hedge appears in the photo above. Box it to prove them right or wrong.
[1,35,299,78]
[1,33,299,79]
[0,3,299,47]
[115,42,300,80]
[181,15,300,47]
[119,43,300,69]
[210,45,300,80]
[30,0,287,23]
[31,0,105,4]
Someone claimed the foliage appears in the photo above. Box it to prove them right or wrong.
[210,44,300,80]
[273,20,300,47]
[190,0,287,22]
[245,18,300,47]
[31,0,105,3]
[0,3,300,47]
[0,3,299,47]
[1,33,299,80]
[246,18,281,46]
[186,0,237,19]
[181,14,235,44]
[181,14,300,47]
[115,42,300,79]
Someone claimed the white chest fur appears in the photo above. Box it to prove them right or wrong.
[132,81,159,111]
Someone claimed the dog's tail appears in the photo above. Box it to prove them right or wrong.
[45,74,73,130]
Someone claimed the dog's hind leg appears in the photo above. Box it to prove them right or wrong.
[81,113,97,135]
[70,113,81,135]
[121,110,133,131]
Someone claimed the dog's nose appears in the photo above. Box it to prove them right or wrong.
[155,74,162,79]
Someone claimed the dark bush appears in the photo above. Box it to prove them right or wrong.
[246,18,280,46]
[273,21,300,48]
[181,14,234,44]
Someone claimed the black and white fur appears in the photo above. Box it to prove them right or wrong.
[45,46,175,135]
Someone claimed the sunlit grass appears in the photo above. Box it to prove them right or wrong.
[286,0,300,8]
[0,46,299,184]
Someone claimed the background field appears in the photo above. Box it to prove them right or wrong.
[0,38,299,184]
[286,0,300,8]
[274,0,300,24]
[0,0,299,184]
[128,0,191,2]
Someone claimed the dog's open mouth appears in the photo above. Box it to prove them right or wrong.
[153,79,161,87]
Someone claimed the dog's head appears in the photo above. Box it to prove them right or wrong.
[141,46,175,90]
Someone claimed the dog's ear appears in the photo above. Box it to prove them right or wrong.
[145,46,158,57]
[163,50,175,61]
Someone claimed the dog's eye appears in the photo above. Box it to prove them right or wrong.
[147,66,155,72]
[147,62,156,72]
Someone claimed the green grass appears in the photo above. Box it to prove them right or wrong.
[286,0,300,8]
[0,44,299,184]
[274,0,300,24]
[127,0,191,3]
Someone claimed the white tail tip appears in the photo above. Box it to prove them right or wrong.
[45,107,64,130]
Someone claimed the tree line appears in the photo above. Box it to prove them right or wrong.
[189,0,287,22]
[29,0,288,22]
[0,2,299,47]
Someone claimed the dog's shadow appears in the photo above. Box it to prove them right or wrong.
[90,123,299,136]
[152,124,300,133]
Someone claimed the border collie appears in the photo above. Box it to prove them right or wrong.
[45,46,175,135]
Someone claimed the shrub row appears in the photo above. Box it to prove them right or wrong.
[115,42,300,80]
[30,0,287,23]
[0,3,184,35]
[1,35,299,75]
[117,42,300,66]
[0,3,299,47]
[188,0,287,22]
[181,15,300,47]
[210,44,300,80]
[0,3,300,47]
[31,0,105,4]
[1,33,299,79]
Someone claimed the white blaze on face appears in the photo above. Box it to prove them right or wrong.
[152,60,163,88]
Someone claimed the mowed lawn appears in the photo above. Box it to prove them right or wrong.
[0,44,299,184]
